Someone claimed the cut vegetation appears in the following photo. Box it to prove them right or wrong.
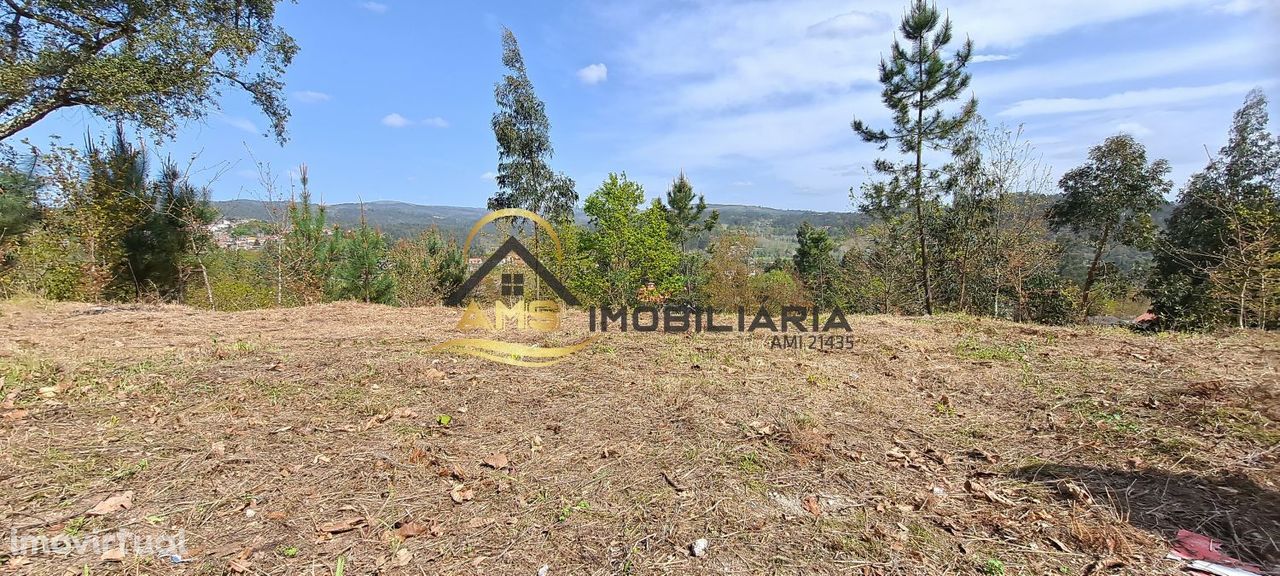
[1,301,1276,574]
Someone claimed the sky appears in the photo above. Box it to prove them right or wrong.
[11,0,1280,211]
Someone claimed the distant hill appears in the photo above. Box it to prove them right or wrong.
[210,200,869,252]
[211,199,491,241]
[209,198,1164,279]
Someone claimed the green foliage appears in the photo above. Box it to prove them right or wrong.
[0,162,40,242]
[9,125,213,302]
[793,222,838,307]
[574,173,682,305]
[199,249,287,311]
[329,214,394,304]
[123,160,214,299]
[659,172,718,249]
[704,232,756,309]
[660,172,719,304]
[0,0,297,143]
[852,0,978,314]
[1023,276,1082,326]
[487,27,576,222]
[1150,89,1280,330]
[750,269,809,311]
[388,229,465,307]
[280,166,338,303]
[1050,134,1171,317]
[1,226,87,300]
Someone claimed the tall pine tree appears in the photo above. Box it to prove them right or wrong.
[852,0,977,315]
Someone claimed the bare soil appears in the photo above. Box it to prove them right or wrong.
[1,300,1277,575]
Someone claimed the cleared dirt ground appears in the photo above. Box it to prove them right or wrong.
[1,300,1277,575]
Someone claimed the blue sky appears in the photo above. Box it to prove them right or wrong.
[12,0,1280,211]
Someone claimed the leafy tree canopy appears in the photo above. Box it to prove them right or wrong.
[1,0,297,143]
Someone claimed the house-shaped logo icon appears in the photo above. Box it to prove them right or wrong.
[445,234,578,306]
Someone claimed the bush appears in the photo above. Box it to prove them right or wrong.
[0,226,88,300]
[750,269,810,311]
[1025,278,1081,326]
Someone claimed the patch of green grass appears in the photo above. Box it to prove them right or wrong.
[737,451,764,475]
[953,338,1027,362]
[805,373,829,387]
[64,516,89,537]
[1202,406,1280,445]
[108,458,149,481]
[555,499,590,522]
[980,557,1006,575]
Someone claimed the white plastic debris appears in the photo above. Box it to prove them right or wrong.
[691,538,709,557]
[1187,561,1261,576]
[537,565,550,576]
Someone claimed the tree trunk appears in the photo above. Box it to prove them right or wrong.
[914,57,933,316]
[1080,222,1111,319]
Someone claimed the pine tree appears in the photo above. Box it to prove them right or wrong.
[330,208,394,304]
[78,124,151,300]
[659,172,719,250]
[281,165,337,303]
[488,27,576,223]
[852,0,977,315]
[1049,134,1171,318]
[793,221,838,307]
[658,172,719,304]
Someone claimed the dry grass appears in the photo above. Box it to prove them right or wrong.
[0,301,1277,575]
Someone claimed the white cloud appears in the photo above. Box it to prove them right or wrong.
[1213,0,1270,14]
[381,113,411,128]
[292,90,331,103]
[1114,121,1153,137]
[359,1,387,14]
[590,0,1273,207]
[576,63,608,85]
[1000,81,1264,116]
[480,172,497,180]
[221,115,258,135]
[380,113,448,128]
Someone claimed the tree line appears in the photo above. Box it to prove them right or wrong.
[0,0,1276,330]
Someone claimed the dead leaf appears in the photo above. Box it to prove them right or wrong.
[482,453,509,469]
[3,409,29,421]
[265,511,287,521]
[1,391,16,410]
[228,558,252,573]
[450,484,475,504]
[467,517,495,529]
[396,521,432,539]
[802,494,821,517]
[392,547,413,567]
[87,491,133,516]
[318,517,365,533]
[101,548,126,562]
[408,446,432,464]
